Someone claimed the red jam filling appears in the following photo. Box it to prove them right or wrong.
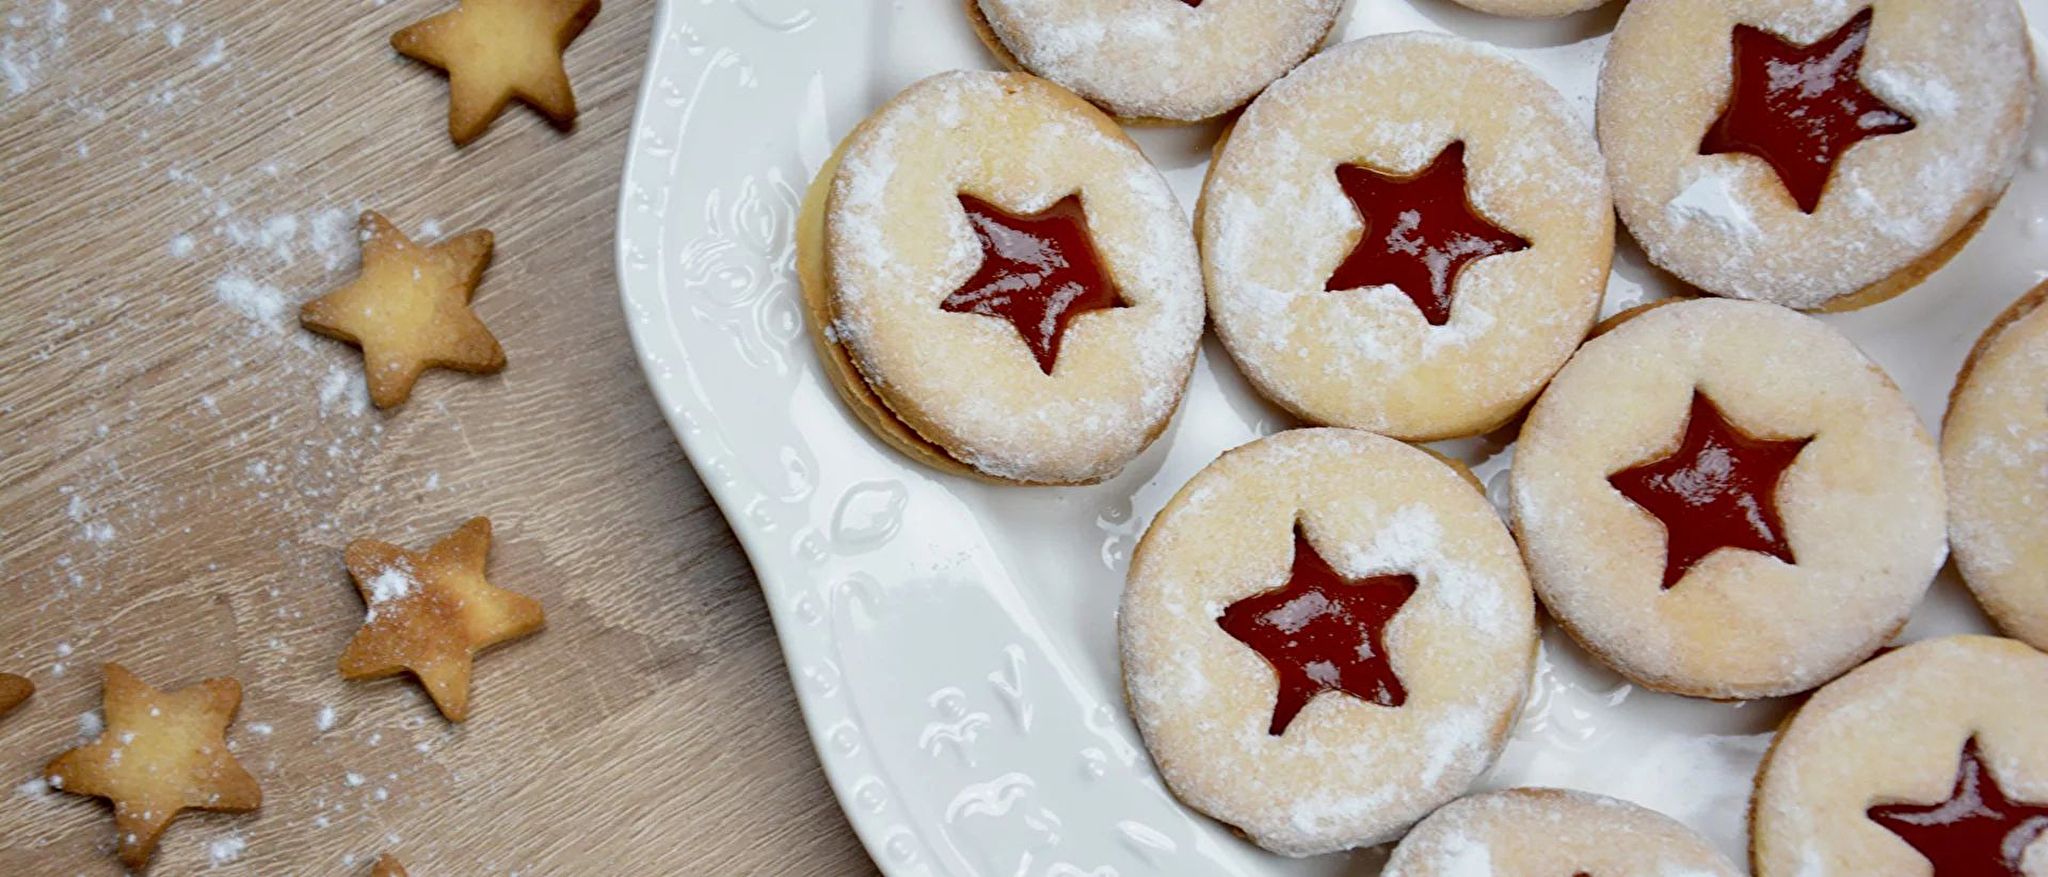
[1699,7,1915,214]
[1608,392,1812,590]
[1868,738,2048,876]
[1217,523,1417,736]
[1324,141,1529,326]
[943,193,1125,375]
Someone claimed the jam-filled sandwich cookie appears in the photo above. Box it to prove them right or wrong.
[1752,635,2048,876]
[1511,299,1946,699]
[1201,34,1613,441]
[1945,282,2048,653]
[1383,788,1743,877]
[1121,428,1537,856]
[800,71,1204,485]
[1600,0,2035,311]
[965,0,1342,124]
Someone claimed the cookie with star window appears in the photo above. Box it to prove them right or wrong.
[1599,0,2035,311]
[1945,281,2048,653]
[1199,33,1613,441]
[798,71,1204,485]
[964,0,1342,124]
[1511,299,1946,699]
[1121,428,1538,856]
[1383,788,1742,877]
[1751,635,2048,876]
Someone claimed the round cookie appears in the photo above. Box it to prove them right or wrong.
[1200,33,1613,441]
[1945,282,2048,653]
[1383,788,1743,877]
[1599,0,2035,310]
[1751,635,2048,876]
[798,70,1205,485]
[1510,298,1946,699]
[1445,0,1613,18]
[964,0,1342,124]
[1121,428,1538,856]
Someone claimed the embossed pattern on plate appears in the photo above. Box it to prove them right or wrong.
[617,2,2048,873]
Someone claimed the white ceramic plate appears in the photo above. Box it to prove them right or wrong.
[616,2,2048,873]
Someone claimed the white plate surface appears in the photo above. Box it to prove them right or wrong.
[616,2,2048,873]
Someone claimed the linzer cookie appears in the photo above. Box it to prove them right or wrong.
[338,517,545,722]
[1121,429,1537,856]
[1752,636,2048,876]
[1599,0,2035,310]
[1945,282,2048,653]
[965,0,1341,123]
[799,71,1204,485]
[0,673,31,718]
[1511,299,1946,699]
[1201,33,1612,441]
[1383,788,1742,877]
[300,211,504,409]
[44,664,262,870]
[392,0,602,145]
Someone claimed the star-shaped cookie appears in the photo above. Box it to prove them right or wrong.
[0,673,31,718]
[372,854,410,877]
[44,664,262,870]
[301,211,504,409]
[339,517,545,722]
[392,0,603,145]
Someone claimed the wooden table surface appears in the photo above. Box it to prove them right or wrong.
[0,1,876,873]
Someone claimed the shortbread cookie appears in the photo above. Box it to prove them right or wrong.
[1752,635,2048,876]
[339,517,545,722]
[0,673,31,718]
[1446,0,1613,17]
[799,71,1204,485]
[301,211,504,409]
[372,854,410,877]
[1511,299,1945,698]
[965,0,1341,124]
[1600,0,2035,310]
[1946,282,2048,653]
[45,664,262,870]
[1122,428,1537,856]
[1201,33,1612,441]
[1384,788,1742,877]
[393,0,602,145]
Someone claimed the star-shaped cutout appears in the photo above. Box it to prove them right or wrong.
[942,193,1127,375]
[1609,391,1813,590]
[44,664,262,870]
[1699,7,1915,213]
[1217,522,1418,736]
[373,854,411,877]
[338,517,545,722]
[392,0,602,145]
[1324,141,1530,326]
[300,211,505,409]
[0,673,30,718]
[1868,737,2048,875]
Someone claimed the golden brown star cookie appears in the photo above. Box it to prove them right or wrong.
[44,664,262,870]
[339,517,545,722]
[0,673,32,717]
[372,854,410,877]
[301,211,504,409]
[392,0,602,145]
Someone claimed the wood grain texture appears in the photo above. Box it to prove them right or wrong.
[0,1,875,873]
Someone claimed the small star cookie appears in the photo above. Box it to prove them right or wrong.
[372,854,410,877]
[392,0,602,145]
[339,517,545,722]
[0,673,32,717]
[44,664,262,870]
[301,211,504,409]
